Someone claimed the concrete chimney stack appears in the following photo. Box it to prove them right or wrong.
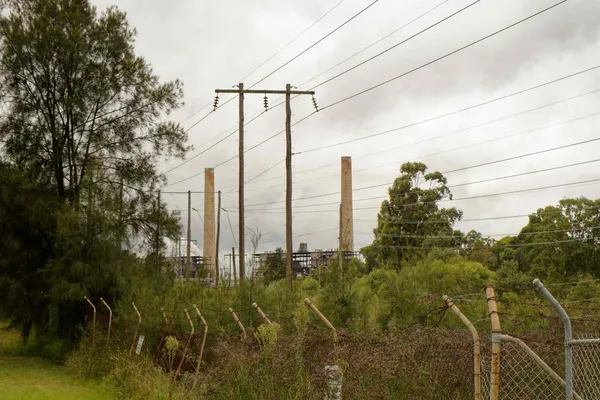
[340,156,354,252]
[203,168,216,278]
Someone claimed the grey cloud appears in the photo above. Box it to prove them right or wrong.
[90,0,600,256]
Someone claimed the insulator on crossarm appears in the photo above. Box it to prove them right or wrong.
[311,95,319,112]
[213,95,220,111]
[263,94,269,111]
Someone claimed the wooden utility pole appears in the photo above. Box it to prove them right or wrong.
[186,190,191,281]
[228,253,232,288]
[214,83,316,292]
[232,247,237,289]
[215,191,221,285]
[284,84,293,292]
[214,84,245,282]
[338,204,343,282]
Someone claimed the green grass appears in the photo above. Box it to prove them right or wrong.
[0,321,115,400]
[0,356,115,400]
[0,321,27,356]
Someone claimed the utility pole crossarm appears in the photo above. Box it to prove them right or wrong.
[216,88,314,95]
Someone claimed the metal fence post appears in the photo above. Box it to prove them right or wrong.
[533,278,573,400]
[129,302,141,356]
[443,295,481,400]
[174,308,194,380]
[84,296,96,346]
[303,298,342,400]
[229,308,247,340]
[303,298,338,345]
[252,302,272,325]
[191,304,208,391]
[99,297,112,343]
[153,307,172,363]
[485,285,501,400]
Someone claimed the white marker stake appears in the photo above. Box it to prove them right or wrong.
[135,334,145,354]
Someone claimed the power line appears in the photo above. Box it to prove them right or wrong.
[180,101,212,124]
[244,200,600,218]
[250,0,381,89]
[182,0,447,162]
[164,2,348,176]
[362,178,600,209]
[299,0,452,88]
[261,227,339,244]
[298,71,600,155]
[163,2,351,178]
[243,145,600,207]
[246,158,285,186]
[304,109,600,183]
[358,237,600,250]
[215,0,454,141]
[219,63,600,190]
[240,177,600,212]
[162,191,207,195]
[183,96,235,132]
[443,138,600,175]
[451,158,600,188]
[223,159,285,195]
[164,107,268,176]
[164,130,236,175]
[162,108,271,187]
[222,207,238,248]
[235,88,600,188]
[237,206,600,224]
[222,106,600,194]
[235,203,600,224]
[162,0,572,189]
[240,0,348,84]
[366,225,600,240]
[319,0,568,111]
[355,203,600,225]
[207,0,480,191]
[309,0,481,90]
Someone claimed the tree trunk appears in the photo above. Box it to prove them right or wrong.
[21,319,32,345]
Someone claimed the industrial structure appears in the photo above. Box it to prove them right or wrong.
[203,168,215,278]
[165,155,358,285]
[251,242,362,279]
[164,238,210,280]
[341,156,354,252]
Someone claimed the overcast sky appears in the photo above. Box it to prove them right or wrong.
[92,0,600,263]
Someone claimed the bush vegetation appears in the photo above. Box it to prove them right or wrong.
[2,1,600,398]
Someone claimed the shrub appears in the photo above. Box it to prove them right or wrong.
[107,351,190,400]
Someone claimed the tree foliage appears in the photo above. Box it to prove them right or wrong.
[363,162,463,269]
[261,248,286,285]
[0,0,186,248]
[0,163,58,342]
[496,197,600,280]
[0,0,188,344]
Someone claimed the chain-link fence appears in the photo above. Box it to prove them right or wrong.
[534,279,600,400]
[572,335,600,399]
[498,335,567,400]
[445,282,600,400]
[79,279,600,400]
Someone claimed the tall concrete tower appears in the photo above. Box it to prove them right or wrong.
[340,156,354,252]
[203,168,216,278]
